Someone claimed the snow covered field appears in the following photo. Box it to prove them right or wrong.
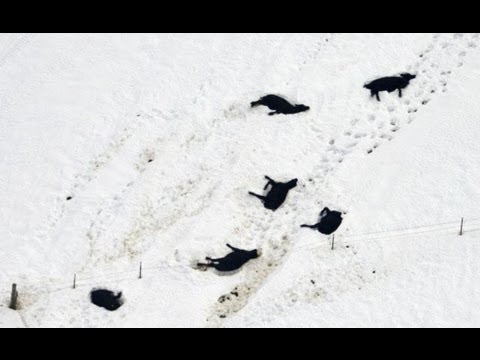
[1,33,480,327]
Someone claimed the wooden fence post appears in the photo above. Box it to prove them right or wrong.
[331,234,335,250]
[73,274,76,289]
[9,284,18,310]
[139,262,142,279]
[460,217,464,236]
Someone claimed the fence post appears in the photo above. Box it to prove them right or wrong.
[331,234,335,250]
[139,262,142,279]
[9,284,18,310]
[460,217,464,236]
[73,274,76,289]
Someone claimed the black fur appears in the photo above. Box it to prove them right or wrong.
[249,176,298,211]
[197,244,260,272]
[301,207,343,235]
[251,95,310,115]
[90,289,123,311]
[364,73,416,101]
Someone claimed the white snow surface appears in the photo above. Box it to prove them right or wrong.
[1,33,480,327]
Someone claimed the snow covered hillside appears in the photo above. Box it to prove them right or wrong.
[1,33,480,327]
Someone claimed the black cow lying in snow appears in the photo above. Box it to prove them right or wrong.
[249,176,298,211]
[364,73,416,101]
[251,95,310,115]
[301,207,343,235]
[90,289,124,311]
[197,244,260,272]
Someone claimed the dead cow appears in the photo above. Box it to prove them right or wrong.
[301,207,343,235]
[364,73,416,101]
[90,289,124,311]
[249,176,298,211]
[197,244,260,272]
[251,94,310,115]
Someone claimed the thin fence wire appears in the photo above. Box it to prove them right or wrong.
[3,215,480,301]
[295,218,480,251]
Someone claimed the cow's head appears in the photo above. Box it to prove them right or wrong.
[400,73,416,81]
[295,104,310,112]
[251,249,261,259]
[287,178,298,189]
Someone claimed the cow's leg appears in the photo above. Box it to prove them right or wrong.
[264,176,277,189]
[249,192,266,202]
[301,223,319,229]
[197,262,214,268]
[268,111,278,116]
[375,92,381,101]
[398,88,402,98]
[264,180,275,190]
[226,244,242,252]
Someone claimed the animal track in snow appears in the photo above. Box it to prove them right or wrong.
[135,148,156,173]
[354,132,367,139]
[320,33,479,160]
[301,34,334,66]
[218,38,480,318]
[0,34,35,70]
[54,61,221,260]
[219,236,385,327]
[206,232,292,326]
[33,112,154,257]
